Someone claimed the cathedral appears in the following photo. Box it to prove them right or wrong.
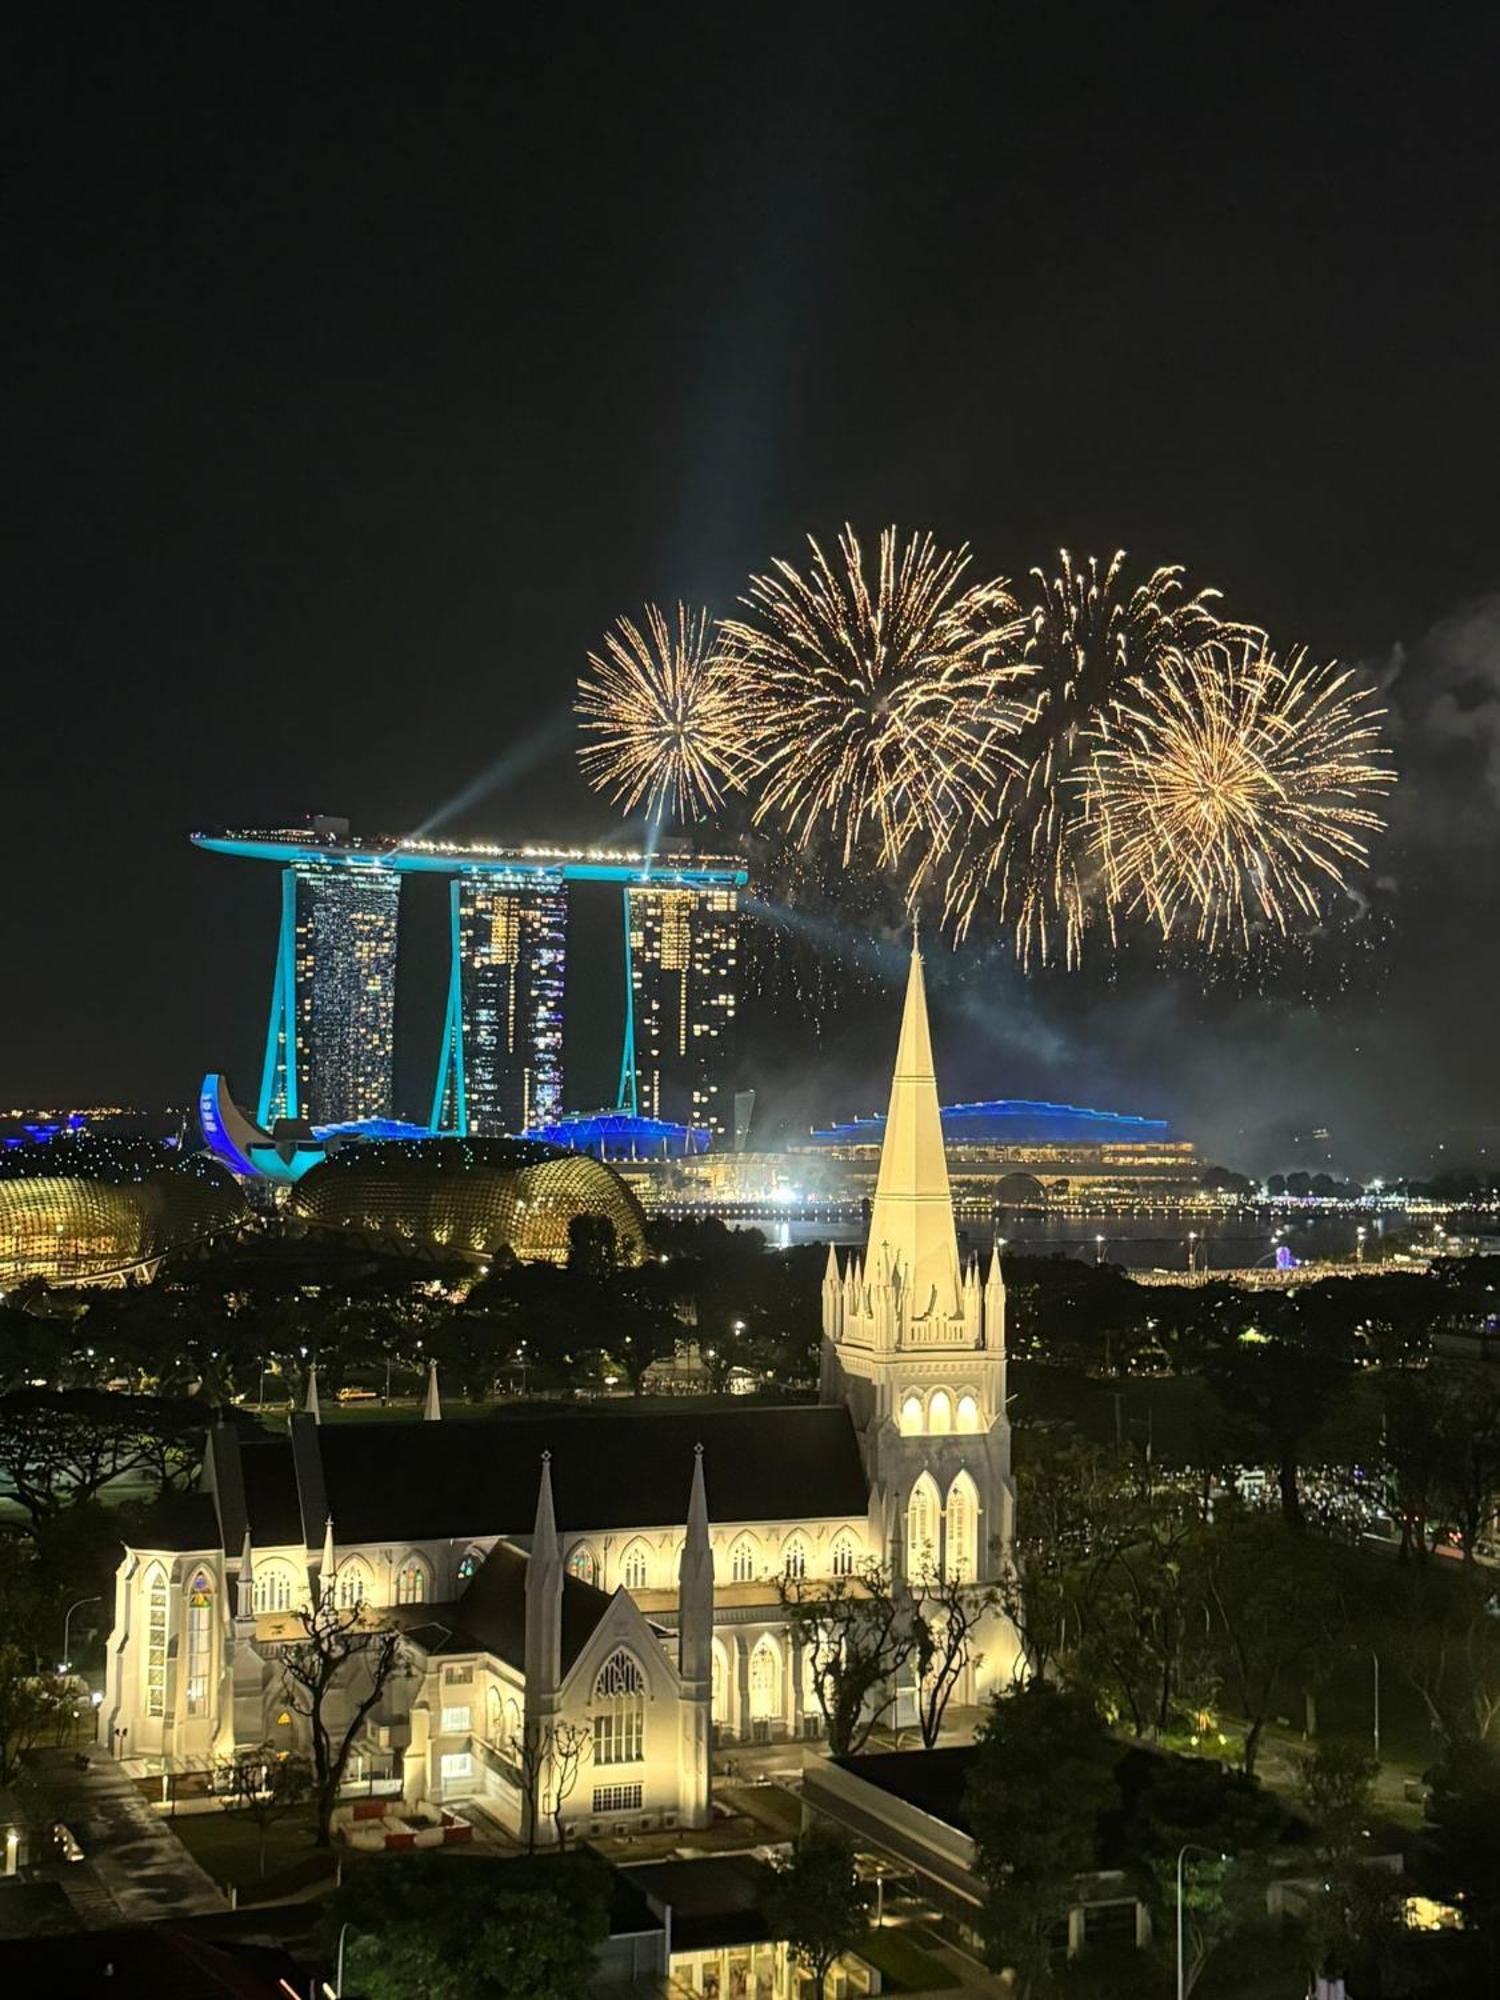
[101,947,1020,1843]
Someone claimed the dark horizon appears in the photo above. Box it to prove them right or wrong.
[4,12,1499,1179]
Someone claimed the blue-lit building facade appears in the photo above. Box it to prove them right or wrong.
[195,829,748,1164]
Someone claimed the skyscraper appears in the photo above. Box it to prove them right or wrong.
[290,863,402,1125]
[457,872,566,1134]
[624,881,738,1141]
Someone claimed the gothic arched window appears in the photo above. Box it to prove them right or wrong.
[928,1389,953,1435]
[956,1393,980,1433]
[456,1549,482,1587]
[711,1640,729,1726]
[945,1471,980,1583]
[396,1557,429,1605]
[900,1394,924,1436]
[567,1543,599,1587]
[620,1541,649,1591]
[185,1570,214,1717]
[748,1636,779,1721]
[144,1564,168,1718]
[729,1536,757,1584]
[782,1537,807,1580]
[906,1474,940,1581]
[335,1558,371,1610]
[593,1650,645,1765]
[252,1561,299,1615]
[830,1533,857,1578]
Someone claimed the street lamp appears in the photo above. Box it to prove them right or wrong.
[334,1920,355,1996]
[1356,1225,1367,1264]
[1176,1843,1224,2000]
[1095,1235,1105,1264]
[59,1596,101,1675]
[1187,1230,1198,1273]
[1372,1649,1381,1764]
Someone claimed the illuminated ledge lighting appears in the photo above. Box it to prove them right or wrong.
[192,832,748,887]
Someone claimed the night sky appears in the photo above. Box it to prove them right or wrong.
[4,11,1499,1176]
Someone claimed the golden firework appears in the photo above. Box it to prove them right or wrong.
[1080,637,1393,949]
[717,525,1033,888]
[576,603,745,821]
[945,552,1235,965]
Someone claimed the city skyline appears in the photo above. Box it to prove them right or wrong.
[2,13,1498,1173]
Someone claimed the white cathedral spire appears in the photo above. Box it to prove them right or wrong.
[866,944,960,1320]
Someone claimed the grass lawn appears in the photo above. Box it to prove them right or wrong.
[858,1926,961,1992]
[171,1804,332,1898]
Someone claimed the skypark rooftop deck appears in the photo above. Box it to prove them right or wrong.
[192,829,748,886]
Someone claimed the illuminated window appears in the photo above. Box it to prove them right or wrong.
[729,1536,756,1583]
[253,1561,299,1615]
[906,1475,940,1580]
[456,1549,481,1586]
[335,1559,370,1610]
[831,1534,857,1578]
[900,1394,924,1436]
[928,1389,953,1435]
[567,1543,599,1587]
[620,1542,649,1591]
[144,1565,167,1718]
[396,1558,428,1605]
[945,1472,980,1583]
[711,1640,728,1725]
[748,1637,779,1720]
[441,1705,472,1734]
[782,1538,806,1580]
[185,1571,213,1717]
[956,1393,980,1433]
[593,1650,645,1765]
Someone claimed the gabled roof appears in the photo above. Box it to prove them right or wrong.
[441,1539,615,1674]
[313,1403,868,1544]
[133,1402,870,1554]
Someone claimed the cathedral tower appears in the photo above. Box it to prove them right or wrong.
[821,946,1014,1590]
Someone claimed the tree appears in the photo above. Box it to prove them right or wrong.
[1296,1739,1377,1869]
[327,1850,609,2000]
[965,1683,1120,1992]
[1201,1312,1354,1529]
[280,1588,408,1846]
[0,1389,204,1529]
[1426,1738,1500,1952]
[514,1717,591,1852]
[910,1564,1000,1748]
[215,1742,312,1876]
[778,1560,918,1755]
[0,1645,71,1784]
[1201,1507,1341,1775]
[764,1824,871,1999]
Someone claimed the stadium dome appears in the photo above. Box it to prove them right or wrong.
[287,1137,648,1267]
[0,1142,249,1286]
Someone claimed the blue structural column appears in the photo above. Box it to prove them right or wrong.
[257,867,300,1127]
[430,878,469,1137]
[615,885,640,1117]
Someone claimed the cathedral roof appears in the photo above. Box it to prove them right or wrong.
[167,1403,869,1555]
[442,1540,615,1674]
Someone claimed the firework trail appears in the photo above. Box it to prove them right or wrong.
[716,525,1034,893]
[1079,636,1393,950]
[576,603,745,822]
[944,552,1234,965]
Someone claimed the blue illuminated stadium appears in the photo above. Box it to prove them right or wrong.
[809,1098,1170,1148]
[522,1109,710,1161]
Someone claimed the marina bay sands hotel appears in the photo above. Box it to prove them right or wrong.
[194,820,748,1145]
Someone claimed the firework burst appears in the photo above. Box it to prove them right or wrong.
[1079,636,1394,950]
[945,552,1235,965]
[716,525,1033,890]
[576,602,745,821]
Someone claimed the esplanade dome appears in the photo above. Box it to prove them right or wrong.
[0,1141,249,1286]
[286,1136,648,1267]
